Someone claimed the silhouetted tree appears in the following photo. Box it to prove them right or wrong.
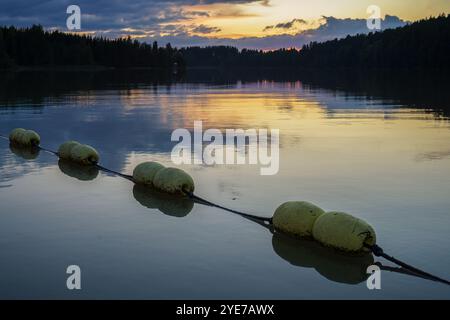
[180,15,449,69]
[0,25,182,69]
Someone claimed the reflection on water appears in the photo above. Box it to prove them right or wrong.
[133,184,194,217]
[272,231,374,285]
[58,160,99,181]
[9,144,40,160]
[0,69,449,299]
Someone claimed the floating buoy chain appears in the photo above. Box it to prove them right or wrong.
[2,129,449,286]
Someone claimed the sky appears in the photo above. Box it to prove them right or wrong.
[0,0,449,49]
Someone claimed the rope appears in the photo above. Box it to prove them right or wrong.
[1,134,449,286]
[366,244,450,285]
[187,192,272,224]
[94,163,133,181]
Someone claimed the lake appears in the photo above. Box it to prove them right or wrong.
[0,69,449,299]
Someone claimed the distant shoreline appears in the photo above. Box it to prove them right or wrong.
[2,65,447,73]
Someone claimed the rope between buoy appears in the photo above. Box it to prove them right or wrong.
[1,134,449,286]
[366,244,450,285]
[187,192,272,224]
[94,163,133,181]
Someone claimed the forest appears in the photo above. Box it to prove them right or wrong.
[181,14,449,68]
[0,25,183,69]
[0,14,448,69]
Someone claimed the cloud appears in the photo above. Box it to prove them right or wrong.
[212,7,260,18]
[191,24,221,34]
[150,15,408,49]
[0,1,408,50]
[0,1,264,28]
[263,18,307,31]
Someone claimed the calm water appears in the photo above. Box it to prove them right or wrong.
[0,70,449,299]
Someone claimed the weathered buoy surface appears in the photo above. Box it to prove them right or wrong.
[9,128,40,146]
[69,144,99,165]
[133,161,165,185]
[272,201,325,237]
[312,211,376,252]
[153,167,195,194]
[58,141,80,159]
[58,141,99,164]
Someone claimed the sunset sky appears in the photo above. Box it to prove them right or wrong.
[0,0,449,49]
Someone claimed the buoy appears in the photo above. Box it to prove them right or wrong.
[58,160,99,181]
[57,141,99,165]
[58,140,80,159]
[70,144,99,165]
[133,161,165,185]
[312,211,376,252]
[272,201,325,237]
[153,167,195,194]
[9,128,40,146]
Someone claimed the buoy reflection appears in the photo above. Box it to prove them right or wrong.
[133,184,194,217]
[272,230,374,284]
[9,143,40,160]
[58,159,99,181]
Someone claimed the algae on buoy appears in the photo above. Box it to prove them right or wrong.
[9,128,40,146]
[57,141,99,165]
[69,144,99,165]
[272,201,325,237]
[58,141,80,159]
[133,161,165,185]
[153,167,195,194]
[312,211,376,252]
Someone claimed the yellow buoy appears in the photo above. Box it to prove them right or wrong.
[312,211,376,252]
[58,141,81,159]
[9,128,40,146]
[133,161,165,185]
[153,167,195,194]
[272,201,325,237]
[57,141,99,165]
[69,144,100,165]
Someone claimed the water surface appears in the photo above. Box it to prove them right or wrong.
[0,69,449,299]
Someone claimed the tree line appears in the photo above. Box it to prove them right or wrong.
[181,14,449,68]
[0,25,184,69]
[1,15,448,69]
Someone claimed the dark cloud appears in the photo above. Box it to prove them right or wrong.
[0,1,264,28]
[191,24,221,34]
[263,18,307,31]
[0,1,407,50]
[151,15,407,49]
